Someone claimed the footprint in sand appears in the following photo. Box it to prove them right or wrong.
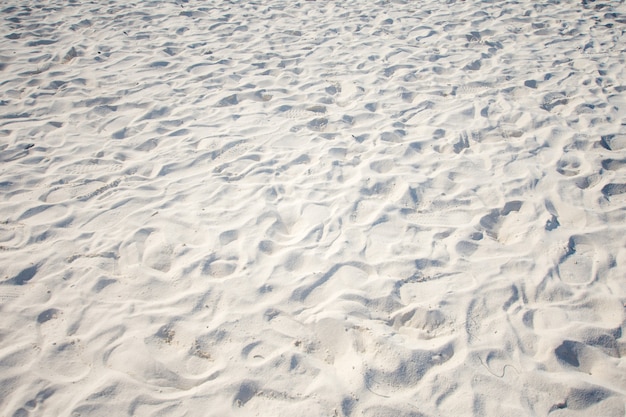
[0,281,50,305]
[0,221,30,251]
[600,134,626,151]
[556,154,583,177]
[62,160,123,175]
[557,235,598,285]
[478,200,523,241]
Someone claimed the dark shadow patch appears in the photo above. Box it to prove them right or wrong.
[567,386,613,410]
[163,47,180,56]
[466,31,482,42]
[112,128,128,140]
[92,278,117,293]
[555,340,581,367]
[454,132,469,153]
[217,94,239,107]
[353,134,368,143]
[7,265,38,285]
[502,200,523,215]
[545,215,560,231]
[342,396,356,416]
[365,102,378,112]
[524,80,537,88]
[601,158,626,170]
[456,240,478,257]
[381,131,404,143]
[502,285,519,311]
[464,60,481,71]
[275,104,292,113]
[542,93,569,111]
[135,138,159,152]
[548,401,567,413]
[12,408,28,417]
[156,324,175,343]
[62,47,78,63]
[602,183,626,197]
[37,308,60,323]
[307,118,328,132]
[27,39,57,47]
[599,134,617,151]
[234,380,258,407]
[141,107,170,120]
[169,129,189,137]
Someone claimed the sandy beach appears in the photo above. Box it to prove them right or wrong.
[1,0,625,415]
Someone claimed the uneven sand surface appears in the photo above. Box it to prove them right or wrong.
[1,1,625,416]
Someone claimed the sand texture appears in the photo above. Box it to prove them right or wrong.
[1,0,626,416]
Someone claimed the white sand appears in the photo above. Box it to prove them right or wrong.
[1,0,626,415]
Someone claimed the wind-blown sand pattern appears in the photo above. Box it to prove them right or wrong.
[1,0,626,415]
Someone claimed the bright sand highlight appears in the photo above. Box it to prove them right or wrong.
[1,0,625,416]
